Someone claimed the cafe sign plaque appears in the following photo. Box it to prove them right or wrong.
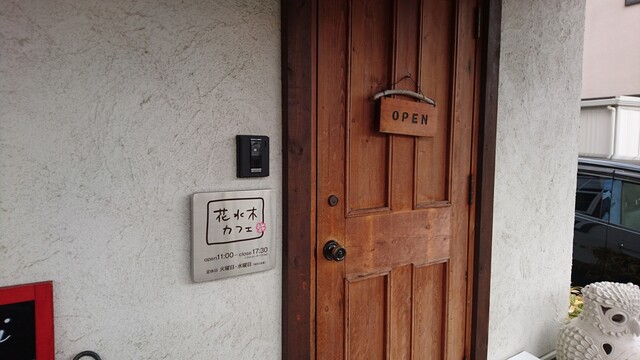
[192,189,276,282]
[379,97,438,137]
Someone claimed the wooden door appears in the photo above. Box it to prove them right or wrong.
[316,0,480,359]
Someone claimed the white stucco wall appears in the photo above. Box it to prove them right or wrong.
[0,1,281,359]
[488,1,585,359]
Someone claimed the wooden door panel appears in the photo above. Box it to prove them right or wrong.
[346,274,389,359]
[413,262,447,358]
[389,0,421,212]
[344,262,449,359]
[345,208,451,274]
[317,0,348,358]
[348,0,393,213]
[416,0,455,206]
[389,264,413,359]
[317,0,478,359]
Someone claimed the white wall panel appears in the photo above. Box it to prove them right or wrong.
[614,107,640,160]
[579,107,614,158]
[0,1,282,358]
[489,1,585,358]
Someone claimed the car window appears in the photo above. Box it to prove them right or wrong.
[610,179,622,224]
[619,180,640,232]
[575,173,612,221]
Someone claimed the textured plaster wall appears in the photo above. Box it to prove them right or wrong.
[0,0,281,358]
[488,1,585,359]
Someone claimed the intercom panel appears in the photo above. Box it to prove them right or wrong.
[236,135,269,178]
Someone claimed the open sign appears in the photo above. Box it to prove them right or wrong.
[378,97,438,137]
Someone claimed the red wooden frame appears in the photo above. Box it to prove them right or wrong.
[0,281,54,360]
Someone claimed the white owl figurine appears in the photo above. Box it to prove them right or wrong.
[557,282,640,360]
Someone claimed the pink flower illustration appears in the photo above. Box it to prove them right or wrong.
[256,222,267,233]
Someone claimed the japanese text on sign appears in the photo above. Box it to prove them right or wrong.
[206,197,266,244]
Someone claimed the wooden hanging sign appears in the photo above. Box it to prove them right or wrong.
[378,97,437,137]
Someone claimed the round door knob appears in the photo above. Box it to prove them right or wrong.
[323,240,347,262]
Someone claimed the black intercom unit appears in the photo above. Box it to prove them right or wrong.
[236,135,269,178]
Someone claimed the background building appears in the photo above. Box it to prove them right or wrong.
[579,0,640,160]
[582,0,640,99]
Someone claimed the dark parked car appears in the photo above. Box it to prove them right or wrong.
[572,157,640,286]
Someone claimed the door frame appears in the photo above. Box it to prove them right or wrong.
[281,0,502,358]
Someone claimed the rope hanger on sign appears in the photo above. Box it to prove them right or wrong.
[372,73,436,107]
